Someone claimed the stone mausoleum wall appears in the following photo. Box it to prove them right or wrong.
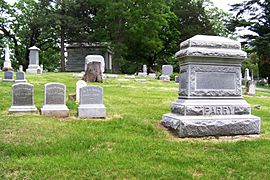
[66,43,112,72]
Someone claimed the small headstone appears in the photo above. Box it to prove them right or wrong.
[244,68,251,81]
[9,83,37,113]
[15,71,27,83]
[135,79,147,82]
[162,65,173,76]
[138,72,147,77]
[26,46,41,74]
[76,80,87,102]
[125,75,135,79]
[78,86,106,118]
[117,79,129,82]
[148,73,157,79]
[19,65,23,72]
[41,83,69,117]
[72,74,84,78]
[159,75,170,81]
[245,80,256,95]
[3,71,14,82]
[106,74,118,78]
[85,55,105,73]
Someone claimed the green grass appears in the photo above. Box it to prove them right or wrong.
[0,72,270,179]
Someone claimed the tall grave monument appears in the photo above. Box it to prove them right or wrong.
[161,35,260,137]
[41,83,69,117]
[9,83,37,113]
[2,44,13,71]
[26,46,41,74]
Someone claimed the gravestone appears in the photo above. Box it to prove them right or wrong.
[106,74,118,78]
[245,80,256,95]
[125,75,135,79]
[148,73,157,79]
[26,46,41,74]
[85,55,105,73]
[160,65,173,81]
[3,71,14,82]
[19,65,23,72]
[2,44,13,71]
[15,71,27,83]
[135,79,147,82]
[9,83,37,113]
[143,65,147,74]
[244,68,251,81]
[76,80,87,102]
[41,83,69,117]
[161,35,260,138]
[78,86,106,118]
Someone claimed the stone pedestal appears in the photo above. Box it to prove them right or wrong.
[161,35,260,138]
[26,46,41,74]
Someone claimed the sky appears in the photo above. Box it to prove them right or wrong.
[211,0,244,12]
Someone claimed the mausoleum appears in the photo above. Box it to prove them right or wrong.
[66,43,113,72]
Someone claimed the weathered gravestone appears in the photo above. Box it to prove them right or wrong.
[245,80,256,96]
[19,65,23,72]
[76,80,87,102]
[138,65,147,77]
[15,71,27,83]
[3,71,14,82]
[78,86,106,118]
[148,73,157,79]
[41,83,69,117]
[26,46,41,74]
[161,35,261,138]
[160,65,173,81]
[9,83,37,113]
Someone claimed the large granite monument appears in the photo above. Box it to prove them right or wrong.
[9,83,37,113]
[161,35,260,138]
[26,46,41,74]
[78,86,106,118]
[41,83,69,117]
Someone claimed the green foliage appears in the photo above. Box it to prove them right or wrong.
[230,0,270,78]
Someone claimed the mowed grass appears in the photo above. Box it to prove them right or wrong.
[0,72,270,179]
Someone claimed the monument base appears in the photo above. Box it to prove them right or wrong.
[26,65,41,74]
[3,79,14,82]
[41,105,69,117]
[15,80,27,83]
[9,105,37,113]
[159,75,170,81]
[161,113,260,138]
[78,104,106,118]
[138,72,147,77]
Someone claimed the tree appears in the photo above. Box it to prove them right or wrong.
[230,0,270,78]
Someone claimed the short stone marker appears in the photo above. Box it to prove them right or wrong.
[76,80,87,102]
[3,71,14,82]
[9,83,37,113]
[160,65,173,81]
[106,74,118,78]
[41,83,69,117]
[161,35,261,138]
[78,86,106,118]
[15,71,27,83]
[148,73,157,79]
[125,75,135,79]
[245,80,256,95]
[135,79,147,82]
[19,65,23,72]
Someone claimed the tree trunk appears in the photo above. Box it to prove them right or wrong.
[60,26,65,72]
[82,62,103,83]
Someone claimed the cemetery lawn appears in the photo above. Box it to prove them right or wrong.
[1,72,270,179]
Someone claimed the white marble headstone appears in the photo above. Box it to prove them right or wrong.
[85,55,105,73]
